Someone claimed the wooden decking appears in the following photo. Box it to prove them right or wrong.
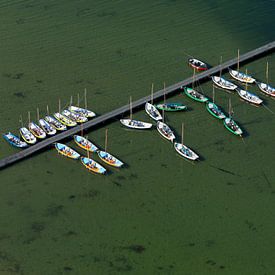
[1,41,275,170]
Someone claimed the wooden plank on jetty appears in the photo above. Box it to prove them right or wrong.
[0,41,275,170]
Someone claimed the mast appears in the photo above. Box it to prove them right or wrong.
[163,82,166,104]
[162,107,165,123]
[237,49,240,71]
[58,99,61,113]
[77,93,80,107]
[245,68,248,91]
[105,128,108,152]
[70,96,73,107]
[28,111,31,125]
[46,105,49,115]
[192,68,195,89]
[219,56,223,78]
[151,83,154,104]
[37,107,40,121]
[181,122,184,145]
[129,96,132,120]
[266,61,269,84]
[212,85,215,104]
[229,98,232,118]
[84,88,87,109]
[19,115,23,128]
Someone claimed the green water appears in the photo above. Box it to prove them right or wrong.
[1,0,275,274]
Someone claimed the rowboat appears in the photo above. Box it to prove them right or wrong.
[45,116,67,131]
[174,142,199,160]
[156,121,175,142]
[145,102,162,121]
[188,58,208,71]
[229,69,255,84]
[206,102,226,119]
[120,119,152,129]
[55,143,80,159]
[81,157,106,174]
[184,87,208,103]
[62,109,88,123]
[54,113,77,127]
[74,135,98,152]
[3,132,28,148]
[223,118,243,136]
[20,127,37,144]
[39,119,56,136]
[236,88,263,105]
[212,76,238,91]
[68,105,96,118]
[97,150,124,168]
[29,122,46,139]
[256,82,275,97]
[155,102,187,112]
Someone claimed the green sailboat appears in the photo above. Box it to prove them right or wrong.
[184,87,208,103]
[206,85,226,119]
[155,102,187,112]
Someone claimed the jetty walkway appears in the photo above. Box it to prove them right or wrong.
[1,41,275,170]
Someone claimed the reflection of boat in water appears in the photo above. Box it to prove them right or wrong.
[3,132,28,148]
[74,135,98,152]
[55,143,80,159]
[157,121,175,142]
[81,157,106,174]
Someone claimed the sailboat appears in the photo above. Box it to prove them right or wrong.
[206,85,226,119]
[20,127,36,144]
[38,108,56,136]
[229,50,255,83]
[211,76,238,91]
[62,109,88,123]
[174,123,199,160]
[145,83,162,121]
[74,135,98,152]
[45,115,67,131]
[97,129,124,168]
[81,157,106,174]
[55,143,80,159]
[3,132,28,148]
[28,110,46,139]
[68,89,96,118]
[54,113,77,127]
[223,99,243,136]
[188,58,209,71]
[256,62,275,97]
[156,121,175,142]
[120,97,152,129]
[184,87,208,103]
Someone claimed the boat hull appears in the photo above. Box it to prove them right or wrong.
[155,103,187,112]
[68,106,96,118]
[145,102,162,121]
[174,142,199,160]
[3,132,28,148]
[257,82,275,97]
[20,127,37,144]
[74,135,98,152]
[184,87,208,103]
[188,58,208,71]
[29,122,46,139]
[236,89,263,105]
[212,76,237,91]
[81,157,106,174]
[54,113,77,127]
[45,116,67,131]
[229,69,255,84]
[39,119,56,136]
[206,102,226,119]
[97,151,124,168]
[120,119,152,129]
[157,121,175,142]
[223,118,243,136]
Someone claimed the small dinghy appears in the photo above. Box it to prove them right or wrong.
[74,135,98,152]
[184,87,208,103]
[212,76,238,91]
[54,113,77,127]
[145,102,162,121]
[81,157,106,174]
[39,119,56,136]
[156,121,175,142]
[155,102,187,112]
[206,102,226,119]
[20,127,37,144]
[188,58,209,71]
[223,117,243,136]
[3,132,28,148]
[256,82,275,97]
[174,142,199,160]
[97,150,124,168]
[236,88,263,105]
[45,116,67,131]
[29,122,46,139]
[55,143,80,159]
[120,119,152,129]
[62,109,87,123]
[68,106,96,118]
[229,69,256,84]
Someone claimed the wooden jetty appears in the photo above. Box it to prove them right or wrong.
[1,41,275,170]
